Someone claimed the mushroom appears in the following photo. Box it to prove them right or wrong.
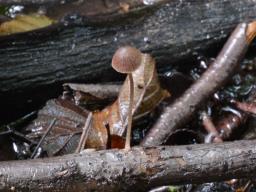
[111,46,142,150]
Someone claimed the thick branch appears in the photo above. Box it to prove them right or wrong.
[0,140,256,191]
[141,23,249,146]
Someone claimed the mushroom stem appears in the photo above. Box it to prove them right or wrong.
[111,46,142,150]
[125,73,134,150]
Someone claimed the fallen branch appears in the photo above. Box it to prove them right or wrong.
[141,23,250,146]
[1,140,256,191]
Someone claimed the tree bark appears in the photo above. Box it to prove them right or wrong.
[1,0,256,125]
[1,0,256,94]
[0,0,59,5]
[1,140,256,191]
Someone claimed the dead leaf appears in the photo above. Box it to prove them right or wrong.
[0,14,55,36]
[119,3,130,13]
[24,53,169,155]
[108,135,125,149]
[25,99,107,156]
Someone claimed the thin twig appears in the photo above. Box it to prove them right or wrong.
[0,130,36,145]
[75,112,93,153]
[51,131,82,156]
[11,130,38,145]
[201,112,223,143]
[0,130,12,136]
[242,180,252,192]
[0,111,37,130]
[30,118,57,159]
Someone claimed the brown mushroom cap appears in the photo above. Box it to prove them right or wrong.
[111,46,142,74]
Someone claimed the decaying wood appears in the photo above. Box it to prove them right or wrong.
[0,0,145,18]
[1,0,256,95]
[63,83,121,99]
[141,23,249,146]
[1,140,256,191]
[0,0,60,5]
[1,0,256,125]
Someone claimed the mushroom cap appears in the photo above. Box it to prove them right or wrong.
[111,46,142,74]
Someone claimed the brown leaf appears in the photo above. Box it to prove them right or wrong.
[0,14,55,36]
[25,98,107,156]
[26,99,88,139]
[25,53,169,155]
[109,135,125,149]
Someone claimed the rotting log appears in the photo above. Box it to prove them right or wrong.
[1,0,256,94]
[1,140,256,191]
[1,0,256,124]
[0,0,59,5]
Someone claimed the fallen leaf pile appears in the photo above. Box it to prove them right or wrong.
[25,53,170,156]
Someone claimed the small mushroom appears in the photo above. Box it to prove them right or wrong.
[112,46,142,150]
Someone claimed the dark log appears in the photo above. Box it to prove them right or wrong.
[1,0,256,125]
[0,0,60,5]
[1,0,256,94]
[1,140,256,191]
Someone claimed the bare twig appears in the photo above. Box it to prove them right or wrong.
[75,112,93,153]
[10,130,38,145]
[1,111,37,130]
[201,112,223,143]
[242,180,252,192]
[30,118,56,159]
